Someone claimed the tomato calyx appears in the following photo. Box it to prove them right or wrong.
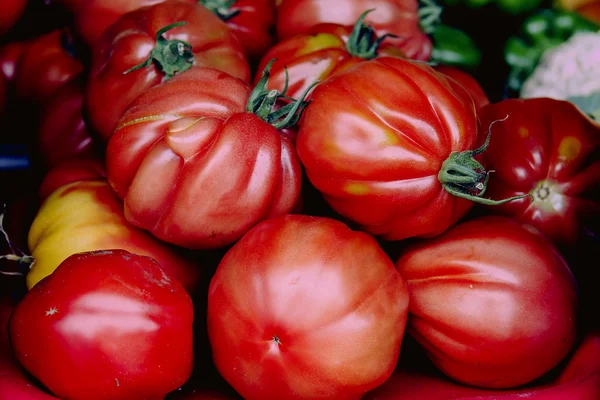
[247,59,319,130]
[0,206,35,277]
[124,22,194,80]
[199,0,241,21]
[438,117,533,205]
[418,0,443,35]
[346,10,397,59]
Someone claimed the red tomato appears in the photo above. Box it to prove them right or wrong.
[0,40,29,84]
[38,158,106,202]
[296,56,501,241]
[477,98,600,247]
[395,216,578,389]
[85,0,251,142]
[106,67,302,249]
[39,80,98,169]
[8,250,194,400]
[275,0,432,61]
[255,12,405,98]
[199,0,275,61]
[207,215,410,400]
[74,0,196,47]
[13,29,83,104]
[0,0,27,35]
[434,65,489,111]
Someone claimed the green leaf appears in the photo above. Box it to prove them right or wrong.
[567,92,600,121]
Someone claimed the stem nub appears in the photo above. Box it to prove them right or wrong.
[346,9,397,59]
[438,116,533,206]
[199,0,241,21]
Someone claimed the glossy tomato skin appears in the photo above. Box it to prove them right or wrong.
[395,216,578,389]
[0,41,28,84]
[434,65,489,111]
[85,0,250,142]
[0,0,27,35]
[106,68,301,249]
[297,56,479,241]
[207,215,410,400]
[9,250,194,400]
[74,0,196,46]
[275,0,432,61]
[14,29,83,104]
[478,98,600,246]
[38,158,106,202]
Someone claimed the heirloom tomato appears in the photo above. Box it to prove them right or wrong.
[478,98,600,246]
[107,65,305,249]
[297,56,525,241]
[434,65,489,111]
[208,215,410,400]
[85,0,250,142]
[9,250,194,400]
[0,0,27,35]
[255,10,404,98]
[14,29,83,103]
[395,216,578,389]
[38,158,106,202]
[275,0,432,61]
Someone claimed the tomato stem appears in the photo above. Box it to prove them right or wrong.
[123,22,194,80]
[438,116,533,206]
[346,9,397,59]
[199,0,241,21]
[0,205,34,276]
[418,0,443,35]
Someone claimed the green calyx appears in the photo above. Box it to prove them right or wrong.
[346,9,397,59]
[438,117,533,206]
[419,0,443,35]
[123,22,194,79]
[0,206,34,277]
[198,0,240,21]
[247,59,319,130]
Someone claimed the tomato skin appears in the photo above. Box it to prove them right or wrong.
[14,29,83,103]
[208,215,410,400]
[0,0,27,35]
[275,0,432,61]
[106,68,301,249]
[297,56,479,241]
[478,98,600,246]
[8,250,194,400]
[85,0,251,142]
[395,216,578,389]
[74,0,196,46]
[0,41,28,84]
[434,65,489,111]
[38,158,106,202]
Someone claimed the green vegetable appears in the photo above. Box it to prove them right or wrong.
[504,9,599,94]
[430,24,482,69]
[443,0,543,14]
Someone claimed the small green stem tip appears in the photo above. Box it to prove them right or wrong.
[199,0,241,21]
[346,9,397,59]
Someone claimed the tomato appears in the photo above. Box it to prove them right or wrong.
[106,66,303,249]
[0,0,27,35]
[38,80,98,169]
[24,174,202,292]
[38,158,106,202]
[9,250,194,400]
[207,215,409,400]
[477,98,600,247]
[395,216,578,389]
[13,29,83,104]
[434,65,489,111]
[199,0,275,61]
[296,56,519,241]
[255,11,404,98]
[275,0,432,61]
[74,0,196,46]
[0,41,29,84]
[85,0,250,142]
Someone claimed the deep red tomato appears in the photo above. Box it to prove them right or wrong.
[296,56,517,241]
[395,216,578,389]
[38,158,106,202]
[275,0,432,61]
[434,65,489,111]
[13,29,83,104]
[0,0,27,35]
[39,80,98,169]
[478,98,600,246]
[255,11,404,98]
[85,0,251,142]
[106,66,303,249]
[8,250,194,400]
[207,215,410,400]
[0,41,29,84]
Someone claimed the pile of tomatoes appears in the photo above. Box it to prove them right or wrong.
[1,1,599,399]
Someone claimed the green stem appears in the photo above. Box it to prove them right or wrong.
[0,205,35,276]
[346,9,397,59]
[419,0,443,35]
[198,0,240,20]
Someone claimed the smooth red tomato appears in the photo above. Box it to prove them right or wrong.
[39,80,98,169]
[106,67,302,249]
[38,158,106,202]
[478,98,600,246]
[13,29,83,104]
[85,0,250,142]
[0,41,28,84]
[434,65,489,111]
[9,250,194,400]
[0,0,27,35]
[297,56,497,241]
[395,216,578,389]
[275,0,432,61]
[207,215,410,400]
[255,13,405,98]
